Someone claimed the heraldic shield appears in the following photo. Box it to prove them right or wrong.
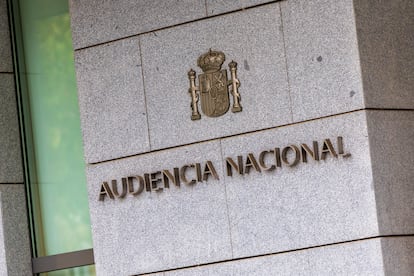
[199,70,230,117]
[188,49,242,120]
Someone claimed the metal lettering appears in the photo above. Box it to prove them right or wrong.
[337,136,352,158]
[281,145,300,167]
[203,160,219,181]
[337,136,344,155]
[301,141,319,163]
[258,150,276,171]
[180,164,196,185]
[150,171,163,192]
[127,176,145,196]
[196,163,202,182]
[99,181,114,201]
[111,179,127,198]
[226,156,244,176]
[245,153,261,174]
[97,136,351,201]
[144,173,151,192]
[321,139,338,160]
[274,147,282,167]
[162,168,180,188]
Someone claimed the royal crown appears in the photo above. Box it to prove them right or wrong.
[197,49,225,73]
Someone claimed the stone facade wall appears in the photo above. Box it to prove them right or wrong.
[0,0,32,275]
[68,0,414,275]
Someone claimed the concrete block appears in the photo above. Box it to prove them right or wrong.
[141,3,291,151]
[75,37,150,163]
[0,184,32,275]
[164,238,385,276]
[0,75,23,183]
[366,110,414,235]
[281,0,364,121]
[381,237,414,276]
[221,110,378,258]
[86,140,232,275]
[69,0,206,49]
[206,0,275,16]
[0,0,12,72]
[354,0,414,109]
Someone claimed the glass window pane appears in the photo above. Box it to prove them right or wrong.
[17,0,93,256]
[40,265,96,276]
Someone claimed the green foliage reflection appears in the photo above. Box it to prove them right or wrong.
[19,0,93,261]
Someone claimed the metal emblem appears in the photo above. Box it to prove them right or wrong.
[188,49,242,120]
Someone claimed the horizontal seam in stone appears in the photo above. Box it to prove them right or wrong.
[87,108,414,165]
[88,108,366,165]
[73,0,283,51]
[133,234,414,276]
[0,71,14,74]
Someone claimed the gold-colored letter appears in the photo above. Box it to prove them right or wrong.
[259,150,276,171]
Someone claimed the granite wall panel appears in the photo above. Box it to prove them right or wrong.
[89,110,382,275]
[75,37,150,163]
[366,110,414,235]
[138,237,414,275]
[69,0,206,49]
[0,0,12,72]
[381,237,414,276]
[354,0,414,109]
[221,110,377,258]
[86,140,232,275]
[0,74,23,183]
[163,238,385,276]
[0,184,32,275]
[281,0,364,121]
[140,3,291,151]
[206,0,275,16]
[68,1,414,275]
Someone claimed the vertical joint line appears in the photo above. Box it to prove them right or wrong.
[279,3,294,123]
[6,0,38,259]
[204,0,208,17]
[138,37,152,151]
[219,139,234,258]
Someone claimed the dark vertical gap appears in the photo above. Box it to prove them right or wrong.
[7,0,47,264]
[6,0,38,262]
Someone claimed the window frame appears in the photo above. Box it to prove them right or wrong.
[7,0,95,273]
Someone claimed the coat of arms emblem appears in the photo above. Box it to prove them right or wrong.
[188,49,242,120]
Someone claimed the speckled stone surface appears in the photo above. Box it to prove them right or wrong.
[163,238,385,276]
[0,75,23,183]
[366,111,414,235]
[281,0,364,122]
[0,184,32,275]
[69,0,206,49]
[75,37,150,163]
[354,0,414,109]
[0,206,5,276]
[87,140,232,276]
[87,109,384,275]
[206,0,275,16]
[381,237,414,276]
[221,110,378,258]
[0,0,12,73]
[141,3,291,151]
